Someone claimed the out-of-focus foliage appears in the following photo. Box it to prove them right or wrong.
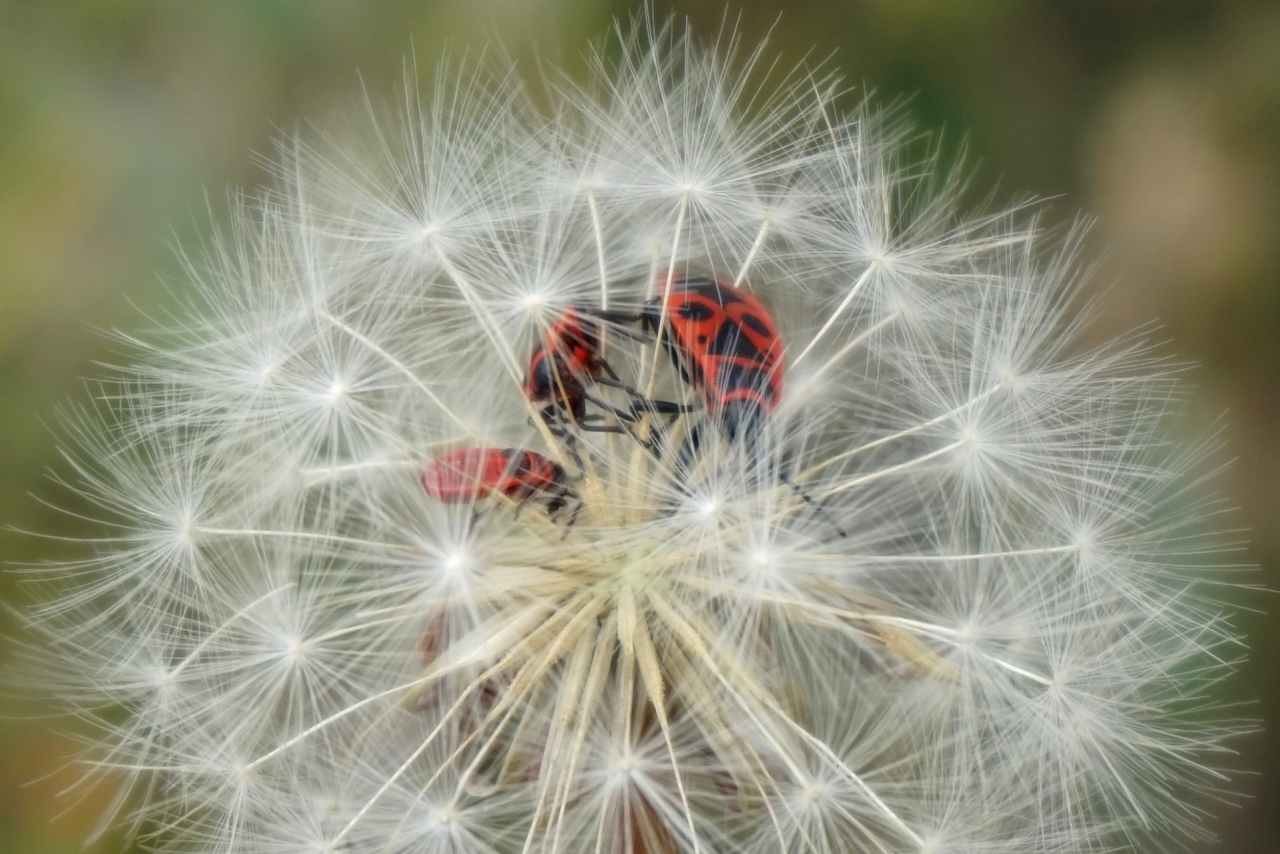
[1,1,1276,852]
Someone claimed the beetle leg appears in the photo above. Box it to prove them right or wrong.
[512,492,537,520]
[577,424,631,435]
[581,392,638,424]
[596,376,644,395]
[598,359,622,383]
[532,404,569,436]
[537,407,588,469]
[630,398,698,416]
[561,435,586,471]
[674,422,704,474]
[588,308,644,325]
[559,499,582,540]
[570,444,587,471]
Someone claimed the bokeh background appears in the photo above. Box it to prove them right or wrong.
[2,1,1278,851]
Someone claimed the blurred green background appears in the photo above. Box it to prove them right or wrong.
[2,1,1278,851]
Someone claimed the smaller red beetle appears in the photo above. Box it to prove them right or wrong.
[423,447,575,520]
[522,304,641,444]
[523,303,610,424]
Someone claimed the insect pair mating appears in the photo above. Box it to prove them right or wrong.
[421,273,838,534]
[523,273,783,457]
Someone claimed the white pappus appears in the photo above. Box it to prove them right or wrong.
[17,13,1250,854]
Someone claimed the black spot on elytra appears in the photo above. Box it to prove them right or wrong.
[716,362,770,395]
[740,313,771,338]
[677,301,717,321]
[708,321,766,359]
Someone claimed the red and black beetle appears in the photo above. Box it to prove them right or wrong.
[522,304,640,443]
[640,273,785,445]
[523,303,610,424]
[633,274,841,534]
[423,447,575,519]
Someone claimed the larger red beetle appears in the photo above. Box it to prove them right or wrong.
[641,273,785,444]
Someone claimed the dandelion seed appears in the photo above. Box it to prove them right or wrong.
[16,11,1250,854]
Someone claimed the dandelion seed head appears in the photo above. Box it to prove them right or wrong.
[16,11,1251,854]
